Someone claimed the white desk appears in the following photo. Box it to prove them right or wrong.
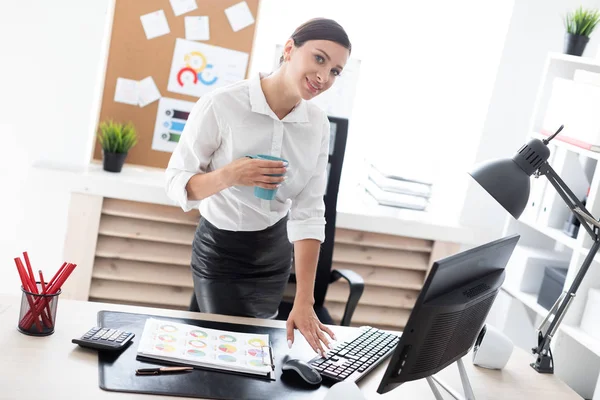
[29,162,485,244]
[0,295,581,400]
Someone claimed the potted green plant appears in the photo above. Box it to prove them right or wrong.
[97,120,138,173]
[564,6,600,56]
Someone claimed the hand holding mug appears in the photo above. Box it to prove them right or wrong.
[224,156,287,190]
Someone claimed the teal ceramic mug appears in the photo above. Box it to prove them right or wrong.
[245,154,288,200]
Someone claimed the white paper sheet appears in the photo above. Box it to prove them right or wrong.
[169,0,197,16]
[185,16,210,41]
[137,318,272,375]
[140,10,170,40]
[137,76,161,107]
[114,78,139,106]
[152,97,195,152]
[224,1,255,32]
[167,38,249,98]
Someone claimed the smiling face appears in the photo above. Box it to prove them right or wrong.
[282,39,350,100]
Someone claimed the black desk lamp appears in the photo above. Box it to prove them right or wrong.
[468,125,600,374]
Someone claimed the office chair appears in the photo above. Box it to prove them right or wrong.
[275,117,364,327]
[189,117,364,326]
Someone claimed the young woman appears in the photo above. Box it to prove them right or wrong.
[166,18,351,357]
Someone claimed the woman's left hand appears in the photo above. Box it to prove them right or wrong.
[286,302,337,357]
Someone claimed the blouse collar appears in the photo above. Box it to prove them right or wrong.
[248,72,309,123]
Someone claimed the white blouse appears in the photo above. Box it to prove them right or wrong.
[165,73,330,243]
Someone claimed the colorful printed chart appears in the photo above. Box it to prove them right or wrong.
[152,97,194,153]
[187,349,206,357]
[160,324,178,332]
[219,334,236,343]
[189,340,207,349]
[158,334,177,343]
[167,39,249,98]
[138,318,272,377]
[247,349,266,357]
[248,359,265,367]
[218,354,237,363]
[248,338,266,348]
[190,329,207,339]
[218,344,237,354]
[155,343,176,352]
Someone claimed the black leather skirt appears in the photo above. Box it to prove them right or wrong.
[191,216,293,319]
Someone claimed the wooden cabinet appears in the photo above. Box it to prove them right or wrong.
[62,196,459,331]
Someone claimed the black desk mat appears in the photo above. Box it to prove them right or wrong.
[97,310,332,399]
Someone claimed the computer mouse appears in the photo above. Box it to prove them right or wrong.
[282,358,322,385]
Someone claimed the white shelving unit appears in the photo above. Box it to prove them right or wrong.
[497,53,600,399]
[501,284,600,357]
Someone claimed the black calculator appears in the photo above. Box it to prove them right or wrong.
[72,327,135,351]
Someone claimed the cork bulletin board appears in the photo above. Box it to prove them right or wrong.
[93,0,261,168]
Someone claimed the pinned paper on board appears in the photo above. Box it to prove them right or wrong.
[224,2,255,32]
[138,76,161,107]
[114,78,139,106]
[169,0,198,16]
[185,16,210,41]
[152,97,195,152]
[114,77,161,108]
[140,10,170,40]
[167,38,249,98]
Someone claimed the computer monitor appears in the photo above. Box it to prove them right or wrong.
[377,234,520,394]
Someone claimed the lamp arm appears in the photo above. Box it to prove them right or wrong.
[532,241,600,373]
[538,162,598,239]
[531,162,600,373]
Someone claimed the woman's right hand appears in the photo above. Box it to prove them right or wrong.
[222,157,287,189]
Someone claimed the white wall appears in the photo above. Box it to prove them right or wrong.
[460,0,600,238]
[0,0,113,294]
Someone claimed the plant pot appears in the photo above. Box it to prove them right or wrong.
[564,33,590,56]
[102,151,128,173]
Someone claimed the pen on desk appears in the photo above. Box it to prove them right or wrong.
[136,366,193,376]
[268,340,274,371]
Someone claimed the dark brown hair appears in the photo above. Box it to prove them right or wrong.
[280,18,351,64]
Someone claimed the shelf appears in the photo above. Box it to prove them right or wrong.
[531,132,600,161]
[501,284,548,318]
[519,218,578,250]
[548,52,600,68]
[502,284,600,358]
[576,246,600,264]
[560,325,600,358]
[503,49,600,398]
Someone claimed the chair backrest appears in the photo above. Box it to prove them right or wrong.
[315,116,348,306]
[292,116,349,307]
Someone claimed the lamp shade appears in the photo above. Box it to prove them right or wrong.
[469,138,552,220]
[468,158,531,219]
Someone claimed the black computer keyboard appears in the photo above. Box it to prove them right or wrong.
[308,326,400,383]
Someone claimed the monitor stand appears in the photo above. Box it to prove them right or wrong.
[426,358,475,400]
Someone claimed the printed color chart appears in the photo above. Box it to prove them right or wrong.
[137,318,272,377]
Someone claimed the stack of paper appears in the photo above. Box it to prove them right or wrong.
[363,160,432,211]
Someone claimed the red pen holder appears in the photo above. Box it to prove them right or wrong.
[17,282,61,336]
